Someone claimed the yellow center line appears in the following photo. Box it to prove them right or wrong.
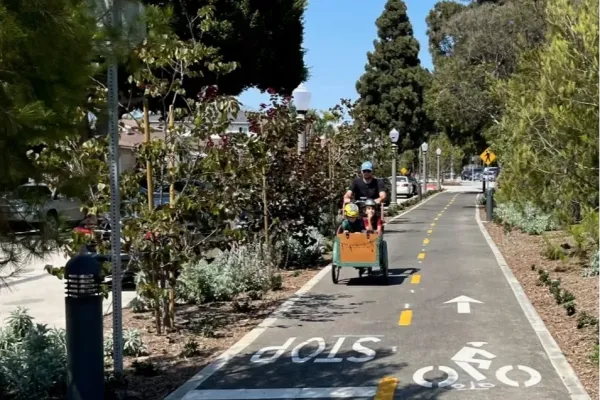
[427,229,433,234]
[410,274,421,284]
[431,223,436,227]
[423,238,429,245]
[375,376,399,400]
[398,310,413,326]
[418,252,426,260]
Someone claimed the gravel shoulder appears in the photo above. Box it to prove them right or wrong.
[479,208,599,399]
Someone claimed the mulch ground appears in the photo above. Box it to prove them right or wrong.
[480,208,599,399]
[103,264,324,400]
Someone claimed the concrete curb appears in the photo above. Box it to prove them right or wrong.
[165,191,445,400]
[474,204,591,400]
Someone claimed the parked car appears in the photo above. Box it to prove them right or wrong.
[483,167,499,181]
[0,183,85,232]
[392,176,415,198]
[462,168,483,181]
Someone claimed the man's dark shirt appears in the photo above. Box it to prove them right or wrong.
[349,177,384,200]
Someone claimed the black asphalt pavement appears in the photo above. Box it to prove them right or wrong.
[169,192,583,400]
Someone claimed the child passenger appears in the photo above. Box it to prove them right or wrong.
[338,203,365,234]
[363,199,383,235]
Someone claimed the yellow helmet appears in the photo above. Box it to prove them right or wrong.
[344,203,360,217]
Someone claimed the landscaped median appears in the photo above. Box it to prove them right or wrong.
[479,202,599,399]
[0,190,443,400]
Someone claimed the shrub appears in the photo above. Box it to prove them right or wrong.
[104,329,147,359]
[176,242,276,304]
[543,237,567,261]
[583,250,599,277]
[279,226,326,268]
[577,311,599,329]
[0,308,67,400]
[494,201,556,235]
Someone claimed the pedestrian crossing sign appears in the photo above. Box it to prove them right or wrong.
[400,167,408,175]
[480,148,496,165]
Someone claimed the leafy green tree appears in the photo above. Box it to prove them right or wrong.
[424,0,547,151]
[0,0,95,281]
[355,0,431,154]
[0,0,95,189]
[423,133,464,180]
[490,0,598,227]
[121,0,308,113]
[425,0,466,64]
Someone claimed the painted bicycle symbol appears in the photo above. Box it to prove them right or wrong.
[413,342,542,390]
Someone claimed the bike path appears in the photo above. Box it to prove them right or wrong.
[168,192,583,400]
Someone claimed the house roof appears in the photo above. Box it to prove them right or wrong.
[118,109,250,149]
[118,118,166,149]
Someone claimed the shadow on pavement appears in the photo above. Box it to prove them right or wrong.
[387,219,427,225]
[116,345,451,400]
[275,293,367,323]
[385,228,422,234]
[338,267,418,287]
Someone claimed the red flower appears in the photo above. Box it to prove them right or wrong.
[267,87,277,95]
[202,85,219,101]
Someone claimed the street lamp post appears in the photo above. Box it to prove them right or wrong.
[436,148,442,191]
[471,155,478,181]
[292,84,312,155]
[421,142,429,194]
[389,128,400,205]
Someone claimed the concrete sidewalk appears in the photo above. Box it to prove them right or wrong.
[167,192,587,400]
[0,250,136,329]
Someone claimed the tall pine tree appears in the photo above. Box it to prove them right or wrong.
[355,0,430,154]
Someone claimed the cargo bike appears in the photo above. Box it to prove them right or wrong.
[331,198,389,285]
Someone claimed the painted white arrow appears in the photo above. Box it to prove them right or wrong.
[444,296,483,314]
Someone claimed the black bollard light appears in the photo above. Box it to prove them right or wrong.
[486,186,494,221]
[482,178,486,193]
[65,254,104,400]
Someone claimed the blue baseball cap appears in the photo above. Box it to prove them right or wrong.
[361,161,373,172]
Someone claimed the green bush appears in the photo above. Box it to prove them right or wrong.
[176,242,277,304]
[494,201,556,235]
[104,329,148,359]
[0,308,67,400]
[278,226,326,268]
[583,250,599,277]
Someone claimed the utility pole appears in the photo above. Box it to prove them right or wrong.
[106,0,123,377]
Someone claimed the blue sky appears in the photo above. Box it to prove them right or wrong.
[238,0,437,112]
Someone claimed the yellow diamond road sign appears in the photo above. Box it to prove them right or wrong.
[400,167,408,175]
[480,148,496,165]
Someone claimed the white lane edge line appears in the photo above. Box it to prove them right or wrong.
[475,204,591,400]
[165,191,446,400]
[181,387,379,400]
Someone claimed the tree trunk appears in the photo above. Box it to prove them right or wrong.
[161,271,170,330]
[169,270,176,328]
[152,262,162,335]
[262,166,270,266]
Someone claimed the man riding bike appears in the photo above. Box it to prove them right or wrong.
[343,161,387,205]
